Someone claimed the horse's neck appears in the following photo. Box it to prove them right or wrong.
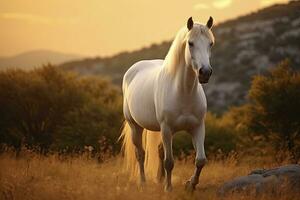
[175,63,198,94]
[165,58,198,95]
[163,32,198,95]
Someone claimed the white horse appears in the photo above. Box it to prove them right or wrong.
[120,16,215,192]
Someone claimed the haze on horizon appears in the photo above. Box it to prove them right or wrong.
[0,0,289,57]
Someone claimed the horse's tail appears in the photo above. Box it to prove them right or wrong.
[119,121,139,178]
[144,130,162,181]
[119,121,162,181]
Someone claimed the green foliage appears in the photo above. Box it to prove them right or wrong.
[54,77,122,154]
[247,60,300,161]
[205,113,238,155]
[0,65,122,155]
[173,132,193,157]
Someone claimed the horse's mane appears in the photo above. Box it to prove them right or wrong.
[163,27,188,74]
[164,23,215,75]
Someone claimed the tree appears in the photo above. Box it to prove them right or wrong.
[247,60,300,161]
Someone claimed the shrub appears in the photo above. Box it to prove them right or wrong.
[246,60,300,162]
[0,65,122,155]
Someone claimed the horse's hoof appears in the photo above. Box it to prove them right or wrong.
[138,181,146,191]
[164,185,173,192]
[185,180,195,192]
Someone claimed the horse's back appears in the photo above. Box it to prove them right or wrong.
[123,59,163,89]
[122,59,163,131]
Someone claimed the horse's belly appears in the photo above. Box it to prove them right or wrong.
[125,67,161,131]
[129,95,160,131]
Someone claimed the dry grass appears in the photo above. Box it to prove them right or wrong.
[0,152,297,200]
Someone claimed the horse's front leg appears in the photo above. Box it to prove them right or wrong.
[185,121,207,191]
[161,123,174,192]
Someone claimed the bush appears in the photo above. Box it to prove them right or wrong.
[205,113,238,155]
[54,77,122,155]
[0,65,122,155]
[246,60,300,162]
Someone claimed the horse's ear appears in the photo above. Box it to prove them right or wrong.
[187,17,194,30]
[206,16,213,29]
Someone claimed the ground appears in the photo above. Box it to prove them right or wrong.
[0,152,298,200]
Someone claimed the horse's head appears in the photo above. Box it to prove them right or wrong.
[184,17,215,84]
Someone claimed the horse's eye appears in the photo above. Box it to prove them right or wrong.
[188,41,194,47]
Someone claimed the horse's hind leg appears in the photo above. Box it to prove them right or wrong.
[157,143,165,183]
[128,121,146,185]
[161,123,174,192]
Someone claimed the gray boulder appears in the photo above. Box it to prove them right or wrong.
[218,164,300,197]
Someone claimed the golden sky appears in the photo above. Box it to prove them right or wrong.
[0,0,289,57]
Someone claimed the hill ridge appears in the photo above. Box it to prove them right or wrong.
[0,49,82,70]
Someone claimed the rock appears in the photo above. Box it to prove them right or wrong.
[217,164,300,197]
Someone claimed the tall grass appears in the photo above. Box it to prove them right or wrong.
[0,152,297,200]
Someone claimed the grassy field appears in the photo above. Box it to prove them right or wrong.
[0,152,297,200]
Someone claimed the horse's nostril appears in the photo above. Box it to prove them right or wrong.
[199,68,203,75]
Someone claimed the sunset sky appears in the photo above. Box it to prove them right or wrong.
[0,0,289,57]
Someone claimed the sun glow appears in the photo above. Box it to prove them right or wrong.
[0,0,290,57]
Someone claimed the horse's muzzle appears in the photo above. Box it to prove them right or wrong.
[198,67,212,84]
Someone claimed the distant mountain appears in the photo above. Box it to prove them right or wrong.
[60,1,300,113]
[0,50,82,70]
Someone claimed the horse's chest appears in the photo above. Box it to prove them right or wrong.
[155,82,207,131]
[173,113,200,131]
[164,103,206,131]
